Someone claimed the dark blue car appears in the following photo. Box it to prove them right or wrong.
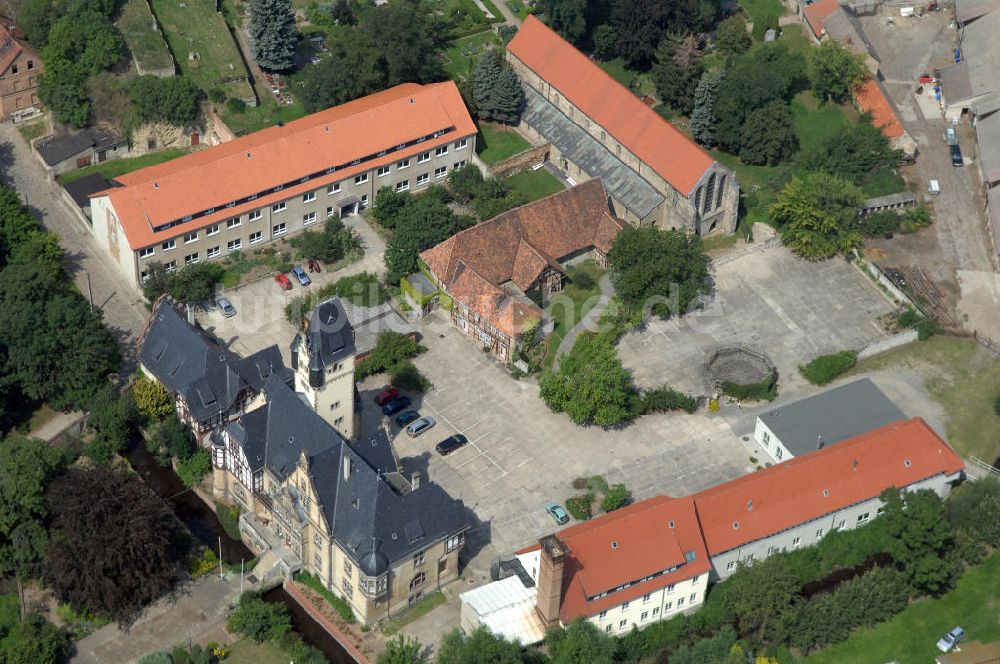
[381,396,412,416]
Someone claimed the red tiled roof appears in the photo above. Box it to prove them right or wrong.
[98,82,476,249]
[421,179,623,337]
[803,0,841,38]
[519,496,710,622]
[693,418,964,556]
[507,16,714,196]
[855,78,905,139]
[0,24,23,76]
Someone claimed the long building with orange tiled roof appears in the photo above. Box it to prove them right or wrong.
[89,81,476,289]
[460,417,965,644]
[506,16,739,236]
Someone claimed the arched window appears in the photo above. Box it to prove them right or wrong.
[703,173,717,214]
[694,186,704,213]
[716,174,727,209]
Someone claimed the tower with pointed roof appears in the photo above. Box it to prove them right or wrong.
[291,297,358,440]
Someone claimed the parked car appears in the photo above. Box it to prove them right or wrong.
[381,396,411,416]
[375,387,399,406]
[291,266,312,286]
[944,126,958,145]
[307,259,323,273]
[406,416,436,438]
[274,273,293,290]
[937,627,965,653]
[951,143,964,167]
[395,409,420,427]
[215,296,237,318]
[435,434,468,456]
[546,502,570,525]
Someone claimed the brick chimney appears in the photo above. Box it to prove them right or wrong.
[534,535,566,628]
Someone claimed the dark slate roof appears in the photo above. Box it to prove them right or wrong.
[63,173,111,208]
[294,298,355,387]
[239,345,293,391]
[758,378,906,457]
[521,86,664,219]
[226,376,467,570]
[350,428,399,476]
[36,127,124,166]
[138,300,248,422]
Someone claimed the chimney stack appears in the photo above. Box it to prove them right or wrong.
[411,471,421,490]
[816,435,824,450]
[535,535,566,629]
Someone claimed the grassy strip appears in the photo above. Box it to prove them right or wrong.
[505,168,565,203]
[59,148,190,185]
[476,122,532,164]
[382,591,446,635]
[296,571,356,623]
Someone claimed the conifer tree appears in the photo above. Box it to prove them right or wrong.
[690,70,722,146]
[249,0,298,71]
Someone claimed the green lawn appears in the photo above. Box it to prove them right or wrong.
[383,591,446,635]
[790,92,854,153]
[476,122,531,163]
[150,0,254,101]
[845,336,1000,462]
[506,168,565,202]
[59,148,190,185]
[542,262,606,370]
[739,0,785,26]
[506,0,531,19]
[16,117,48,144]
[118,0,174,72]
[801,551,1000,664]
[226,637,289,664]
[223,94,307,136]
[598,58,639,90]
[441,30,501,81]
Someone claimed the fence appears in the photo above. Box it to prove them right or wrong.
[710,235,783,268]
[969,456,1000,478]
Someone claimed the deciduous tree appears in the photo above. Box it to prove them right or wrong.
[437,626,536,664]
[129,76,203,127]
[378,634,426,664]
[716,13,751,56]
[539,333,635,426]
[44,465,188,623]
[725,555,799,642]
[947,477,1000,547]
[769,171,863,260]
[608,226,708,317]
[879,488,953,594]
[739,100,797,165]
[808,39,868,103]
[546,619,615,663]
[0,614,70,664]
[538,0,588,44]
[249,0,298,71]
[227,593,292,643]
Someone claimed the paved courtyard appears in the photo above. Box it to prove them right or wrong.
[618,245,896,396]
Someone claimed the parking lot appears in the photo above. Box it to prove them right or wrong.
[617,245,896,396]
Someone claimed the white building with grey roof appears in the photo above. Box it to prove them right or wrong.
[754,378,906,463]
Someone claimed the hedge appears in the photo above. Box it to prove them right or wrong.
[565,494,593,521]
[719,374,777,401]
[799,350,857,385]
[641,386,699,413]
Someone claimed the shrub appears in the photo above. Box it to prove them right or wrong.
[642,386,699,413]
[720,375,777,401]
[216,502,242,541]
[188,549,219,577]
[332,271,386,307]
[132,376,173,421]
[176,449,211,488]
[389,360,432,394]
[565,493,593,520]
[896,307,921,329]
[799,350,857,385]
[947,477,1000,547]
[356,331,425,378]
[227,593,292,642]
[567,266,595,290]
[916,319,936,340]
[601,484,630,512]
[226,98,245,114]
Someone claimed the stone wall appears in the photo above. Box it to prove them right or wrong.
[488,143,551,178]
[857,329,918,360]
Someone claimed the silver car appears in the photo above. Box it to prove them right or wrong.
[406,416,436,438]
[216,296,236,317]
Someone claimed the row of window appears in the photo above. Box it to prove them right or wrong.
[602,594,700,632]
[597,582,701,621]
[394,161,467,192]
[724,509,884,571]
[9,59,35,75]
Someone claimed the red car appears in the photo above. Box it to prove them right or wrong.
[374,387,399,406]
[274,273,293,290]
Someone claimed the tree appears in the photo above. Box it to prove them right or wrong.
[690,71,723,146]
[947,477,1000,547]
[600,484,630,512]
[669,626,742,664]
[592,24,617,59]
[879,488,953,594]
[491,68,524,125]
[0,186,42,260]
[809,39,868,103]
[168,263,225,304]
[739,101,797,165]
[45,12,124,75]
[378,635,426,664]
[227,593,292,642]
[330,0,357,25]
[0,437,70,580]
[539,333,635,426]
[289,217,359,262]
[389,360,430,394]
[37,58,90,127]
[150,411,193,460]
[607,226,709,317]
[473,51,501,114]
[611,0,670,68]
[18,0,63,46]
[249,0,298,71]
[177,449,212,487]
[355,0,443,87]
[726,555,799,642]
[651,33,703,113]
[716,13,751,56]
[129,76,203,126]
[436,627,536,664]
[0,615,71,664]
[473,53,524,124]
[8,232,64,280]
[357,331,425,378]
[797,116,901,185]
[447,164,486,203]
[538,0,589,44]
[769,171,863,260]
[84,385,138,464]
[381,188,474,284]
[546,619,615,664]
[44,465,188,622]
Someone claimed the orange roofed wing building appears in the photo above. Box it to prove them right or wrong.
[460,417,964,642]
[506,16,738,236]
[420,179,625,361]
[0,19,43,121]
[88,82,477,290]
[801,0,842,41]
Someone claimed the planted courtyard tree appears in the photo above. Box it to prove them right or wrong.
[808,39,868,103]
[249,0,298,71]
[608,226,709,317]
